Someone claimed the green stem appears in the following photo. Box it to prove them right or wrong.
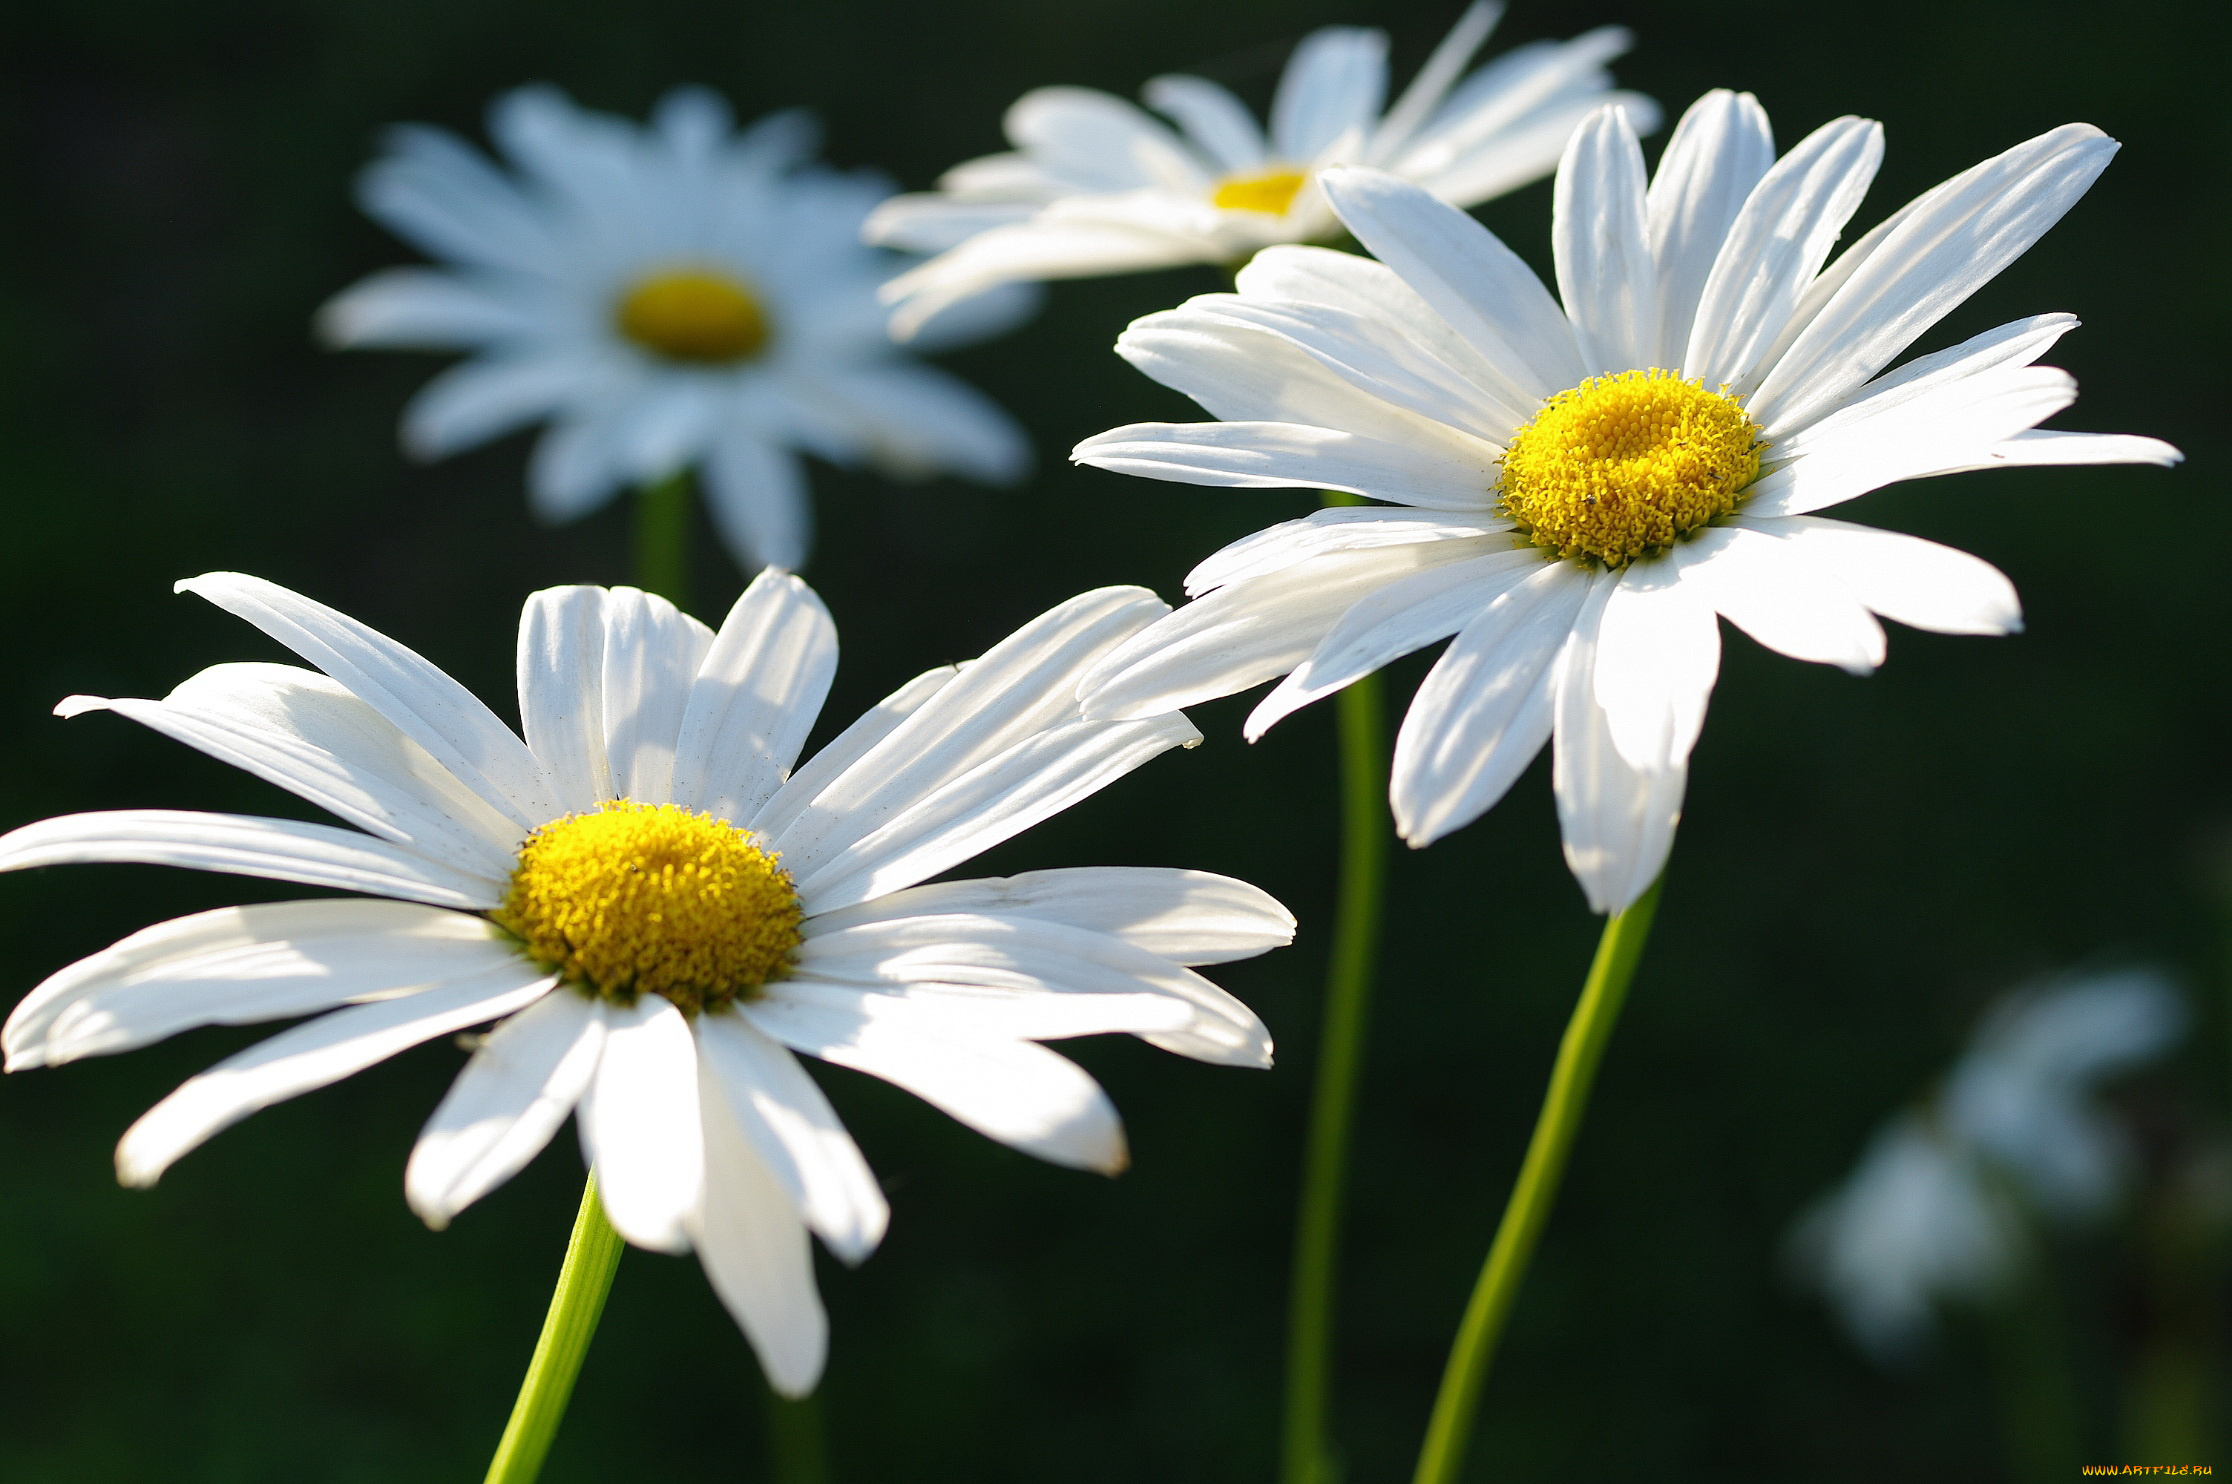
[766,1391,830,1484]
[483,1174,627,1484]
[1280,512,1392,1484]
[635,469,693,609]
[1409,876,1664,1484]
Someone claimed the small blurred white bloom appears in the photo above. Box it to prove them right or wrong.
[868,3,1654,336]
[321,85,1032,574]
[1792,970,2184,1360]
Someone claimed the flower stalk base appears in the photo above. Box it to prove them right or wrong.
[483,1174,627,1484]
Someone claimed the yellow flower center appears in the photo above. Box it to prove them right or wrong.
[615,269,771,364]
[1497,369,1764,568]
[493,801,802,1013]
[1212,168,1308,216]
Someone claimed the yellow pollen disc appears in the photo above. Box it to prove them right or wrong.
[1497,369,1765,568]
[615,269,771,364]
[1212,168,1308,216]
[493,801,801,1013]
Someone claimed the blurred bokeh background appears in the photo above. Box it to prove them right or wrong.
[0,0,2223,1478]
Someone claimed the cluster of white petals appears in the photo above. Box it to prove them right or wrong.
[1073,90,2181,913]
[869,2,1653,336]
[1790,970,2184,1360]
[0,570,1285,1393]
[322,85,1033,574]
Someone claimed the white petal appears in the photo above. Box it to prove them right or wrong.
[0,809,501,909]
[353,122,557,275]
[6,899,515,1071]
[1591,556,1722,772]
[1318,166,1582,394]
[808,364,1031,486]
[115,962,555,1186]
[788,715,1199,914]
[670,570,838,825]
[687,1072,826,1396]
[400,353,588,461]
[1248,546,1544,739]
[1644,90,1774,368]
[1393,24,1635,181]
[516,586,612,813]
[316,268,538,351]
[1552,105,1656,374]
[177,573,560,828]
[60,662,521,876]
[1079,541,1494,722]
[1946,429,2182,473]
[703,435,813,575]
[801,866,1294,967]
[694,1011,887,1263]
[1685,116,1882,392]
[1680,525,1884,673]
[884,216,1211,340]
[406,990,605,1228]
[1731,515,2021,637]
[752,667,957,842]
[743,995,1128,1172]
[1272,25,1388,162]
[1747,124,2118,434]
[766,587,1172,880]
[1551,575,1686,914]
[1072,420,1499,512]
[1391,562,1586,845]
[1142,75,1266,173]
[1770,313,2080,459]
[1366,1,1504,166]
[792,911,1269,1065]
[600,587,713,804]
[578,996,703,1254]
[1185,507,1509,595]
[1005,86,1207,191]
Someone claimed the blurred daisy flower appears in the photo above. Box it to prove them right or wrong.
[321,85,1033,574]
[1,571,1283,1394]
[1072,91,2180,914]
[1792,970,2184,1360]
[868,2,1654,337]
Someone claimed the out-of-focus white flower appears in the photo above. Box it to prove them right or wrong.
[321,85,1033,574]
[868,3,1655,336]
[1792,970,2184,1360]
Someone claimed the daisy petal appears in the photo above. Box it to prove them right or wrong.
[1551,575,1686,914]
[670,570,838,825]
[1248,547,1543,739]
[578,995,703,1254]
[1645,90,1774,368]
[315,268,538,351]
[751,667,957,841]
[767,975,1195,1055]
[406,989,605,1228]
[0,809,501,909]
[1734,515,2021,637]
[400,353,591,461]
[811,364,1031,486]
[1591,556,1722,773]
[600,587,713,805]
[1553,104,1657,374]
[688,1075,826,1397]
[60,662,522,875]
[743,994,1128,1173]
[885,218,1208,340]
[1748,123,2118,434]
[115,961,555,1187]
[5,899,515,1072]
[1366,1,1504,166]
[1185,508,1509,595]
[1071,421,1499,511]
[1141,75,1266,173]
[1318,166,1582,395]
[177,573,560,829]
[1680,525,1885,673]
[353,124,557,276]
[516,586,612,813]
[1004,87,1205,192]
[1392,562,1587,845]
[694,1011,887,1263]
[799,866,1294,967]
[703,435,812,576]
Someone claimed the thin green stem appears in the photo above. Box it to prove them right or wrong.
[635,469,693,609]
[1410,876,1664,1484]
[1281,489,1393,1484]
[483,1174,627,1484]
[765,1390,830,1484]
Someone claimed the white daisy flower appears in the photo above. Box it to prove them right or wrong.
[1791,970,2182,1359]
[0,570,1284,1395]
[867,2,1656,338]
[1070,91,2182,914]
[319,85,1034,575]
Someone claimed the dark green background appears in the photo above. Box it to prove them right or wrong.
[0,0,2221,1478]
